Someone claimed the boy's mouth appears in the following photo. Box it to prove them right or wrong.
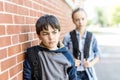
[49,41,55,44]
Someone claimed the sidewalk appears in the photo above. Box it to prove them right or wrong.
[95,57,120,80]
[91,27,120,80]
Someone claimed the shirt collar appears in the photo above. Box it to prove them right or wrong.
[75,29,87,39]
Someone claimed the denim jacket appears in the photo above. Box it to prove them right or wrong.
[63,30,101,80]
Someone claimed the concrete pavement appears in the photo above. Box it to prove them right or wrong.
[88,27,120,80]
[95,57,120,80]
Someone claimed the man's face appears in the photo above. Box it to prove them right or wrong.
[39,25,60,50]
[73,11,87,30]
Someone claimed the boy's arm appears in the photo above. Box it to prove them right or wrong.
[68,64,77,80]
[23,58,32,80]
[67,53,77,80]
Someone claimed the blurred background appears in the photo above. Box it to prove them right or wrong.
[83,0,120,80]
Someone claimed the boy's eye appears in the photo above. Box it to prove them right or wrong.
[52,31,57,34]
[43,32,48,35]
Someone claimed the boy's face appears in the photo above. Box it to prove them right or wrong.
[39,25,60,50]
[73,11,87,30]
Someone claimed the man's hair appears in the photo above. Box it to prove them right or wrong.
[72,8,87,19]
[35,14,60,35]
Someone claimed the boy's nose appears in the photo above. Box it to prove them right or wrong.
[49,34,54,40]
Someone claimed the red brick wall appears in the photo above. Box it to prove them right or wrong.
[0,0,74,80]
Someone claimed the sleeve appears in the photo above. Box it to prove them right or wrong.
[63,33,73,53]
[92,35,101,57]
[68,65,77,80]
[64,51,77,80]
[23,57,32,80]
[62,33,69,49]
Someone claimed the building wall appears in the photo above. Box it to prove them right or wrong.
[0,0,74,80]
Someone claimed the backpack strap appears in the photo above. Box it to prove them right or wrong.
[70,30,92,60]
[26,46,42,80]
[84,31,92,59]
[70,30,79,59]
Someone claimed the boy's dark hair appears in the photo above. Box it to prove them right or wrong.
[72,8,87,19]
[35,14,60,35]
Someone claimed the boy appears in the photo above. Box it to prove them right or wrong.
[23,14,77,80]
[63,8,101,80]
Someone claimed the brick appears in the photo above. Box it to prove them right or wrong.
[9,66,18,78]
[5,2,17,13]
[1,57,16,71]
[8,44,21,56]
[17,6,29,15]
[26,17,36,24]
[18,72,23,80]
[0,13,13,24]
[7,25,20,35]
[14,15,25,24]
[21,42,31,51]
[25,17,31,24]
[19,34,29,42]
[0,49,7,60]
[0,36,11,47]
[9,0,24,5]
[0,71,8,80]
[11,77,17,80]
[9,64,22,78]
[25,17,36,24]
[30,26,36,32]
[20,26,30,33]
[0,1,3,11]
[23,0,32,7]
[0,26,5,35]
[33,0,41,3]
[0,62,1,72]
[31,39,39,46]
[30,9,36,16]
[12,35,19,44]
[17,53,24,63]
[32,3,41,10]
[43,0,53,9]
[28,33,34,40]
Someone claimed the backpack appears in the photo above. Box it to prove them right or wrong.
[70,30,92,60]
[25,46,42,80]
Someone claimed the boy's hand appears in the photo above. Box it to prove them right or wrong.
[75,59,81,67]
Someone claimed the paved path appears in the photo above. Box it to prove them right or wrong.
[95,57,120,80]
[88,27,120,80]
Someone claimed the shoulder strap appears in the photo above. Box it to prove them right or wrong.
[84,31,92,59]
[70,30,79,59]
[26,46,42,80]
[70,30,92,59]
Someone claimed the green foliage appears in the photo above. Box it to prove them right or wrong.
[112,5,120,25]
[94,7,107,27]
[87,19,92,26]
